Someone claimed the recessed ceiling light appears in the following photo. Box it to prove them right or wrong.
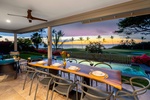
[6,19,11,23]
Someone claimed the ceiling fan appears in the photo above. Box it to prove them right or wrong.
[8,9,47,23]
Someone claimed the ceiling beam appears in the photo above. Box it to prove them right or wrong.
[15,0,150,33]
[0,28,14,33]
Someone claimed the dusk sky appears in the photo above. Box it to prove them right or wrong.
[0,18,149,44]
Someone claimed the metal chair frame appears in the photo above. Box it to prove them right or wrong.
[50,74,78,100]
[114,76,150,100]
[79,81,113,100]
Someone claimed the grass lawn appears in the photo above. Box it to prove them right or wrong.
[63,48,150,55]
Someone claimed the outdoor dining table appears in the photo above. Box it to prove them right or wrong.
[28,59,122,90]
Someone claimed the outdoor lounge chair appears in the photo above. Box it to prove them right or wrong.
[114,76,150,100]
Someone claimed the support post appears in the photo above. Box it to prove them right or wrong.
[47,26,52,65]
[14,33,17,51]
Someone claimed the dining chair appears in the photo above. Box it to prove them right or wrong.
[34,69,53,100]
[114,76,150,100]
[22,66,37,95]
[79,81,113,100]
[94,62,112,69]
[78,60,94,66]
[93,62,112,91]
[67,58,77,63]
[50,74,78,100]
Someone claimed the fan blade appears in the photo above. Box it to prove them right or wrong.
[31,16,47,22]
[8,14,27,18]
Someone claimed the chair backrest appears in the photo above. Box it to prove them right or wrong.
[51,74,73,85]
[94,62,112,69]
[67,58,77,63]
[129,76,150,96]
[35,69,53,85]
[78,60,94,66]
[79,82,112,100]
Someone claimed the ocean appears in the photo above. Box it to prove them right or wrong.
[39,44,116,49]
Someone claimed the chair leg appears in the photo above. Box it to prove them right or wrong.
[29,73,36,95]
[51,89,54,100]
[76,84,78,100]
[66,94,69,100]
[34,83,38,100]
[22,72,29,90]
[46,85,50,100]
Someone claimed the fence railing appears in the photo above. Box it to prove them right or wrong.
[70,52,133,64]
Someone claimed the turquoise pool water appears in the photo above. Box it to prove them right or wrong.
[74,59,147,77]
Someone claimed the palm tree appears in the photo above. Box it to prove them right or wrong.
[141,36,146,50]
[97,35,101,42]
[31,32,43,49]
[86,37,90,44]
[141,36,146,42]
[52,29,67,50]
[120,40,124,45]
[79,37,84,49]
[125,36,130,46]
[71,37,74,48]
[110,36,114,45]
[102,38,105,43]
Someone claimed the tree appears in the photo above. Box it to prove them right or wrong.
[110,36,114,45]
[52,29,67,50]
[141,36,146,42]
[97,35,101,42]
[102,38,105,43]
[5,38,9,41]
[17,37,33,51]
[85,42,103,53]
[71,37,74,48]
[115,14,150,35]
[0,36,2,38]
[86,37,90,44]
[79,37,84,49]
[31,32,43,49]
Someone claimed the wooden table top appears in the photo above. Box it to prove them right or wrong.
[28,59,122,90]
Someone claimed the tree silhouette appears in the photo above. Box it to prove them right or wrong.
[141,36,146,42]
[31,32,43,49]
[115,14,150,35]
[71,37,74,48]
[52,29,67,50]
[86,37,90,44]
[97,35,101,42]
[79,37,84,49]
[110,36,114,45]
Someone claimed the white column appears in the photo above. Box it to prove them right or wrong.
[14,33,17,51]
[47,26,52,65]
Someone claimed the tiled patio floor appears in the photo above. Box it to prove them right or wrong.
[0,72,150,100]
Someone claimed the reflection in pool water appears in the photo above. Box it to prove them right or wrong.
[69,59,147,77]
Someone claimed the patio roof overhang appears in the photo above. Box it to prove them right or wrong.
[0,0,150,34]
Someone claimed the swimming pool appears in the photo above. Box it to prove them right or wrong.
[70,58,147,77]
